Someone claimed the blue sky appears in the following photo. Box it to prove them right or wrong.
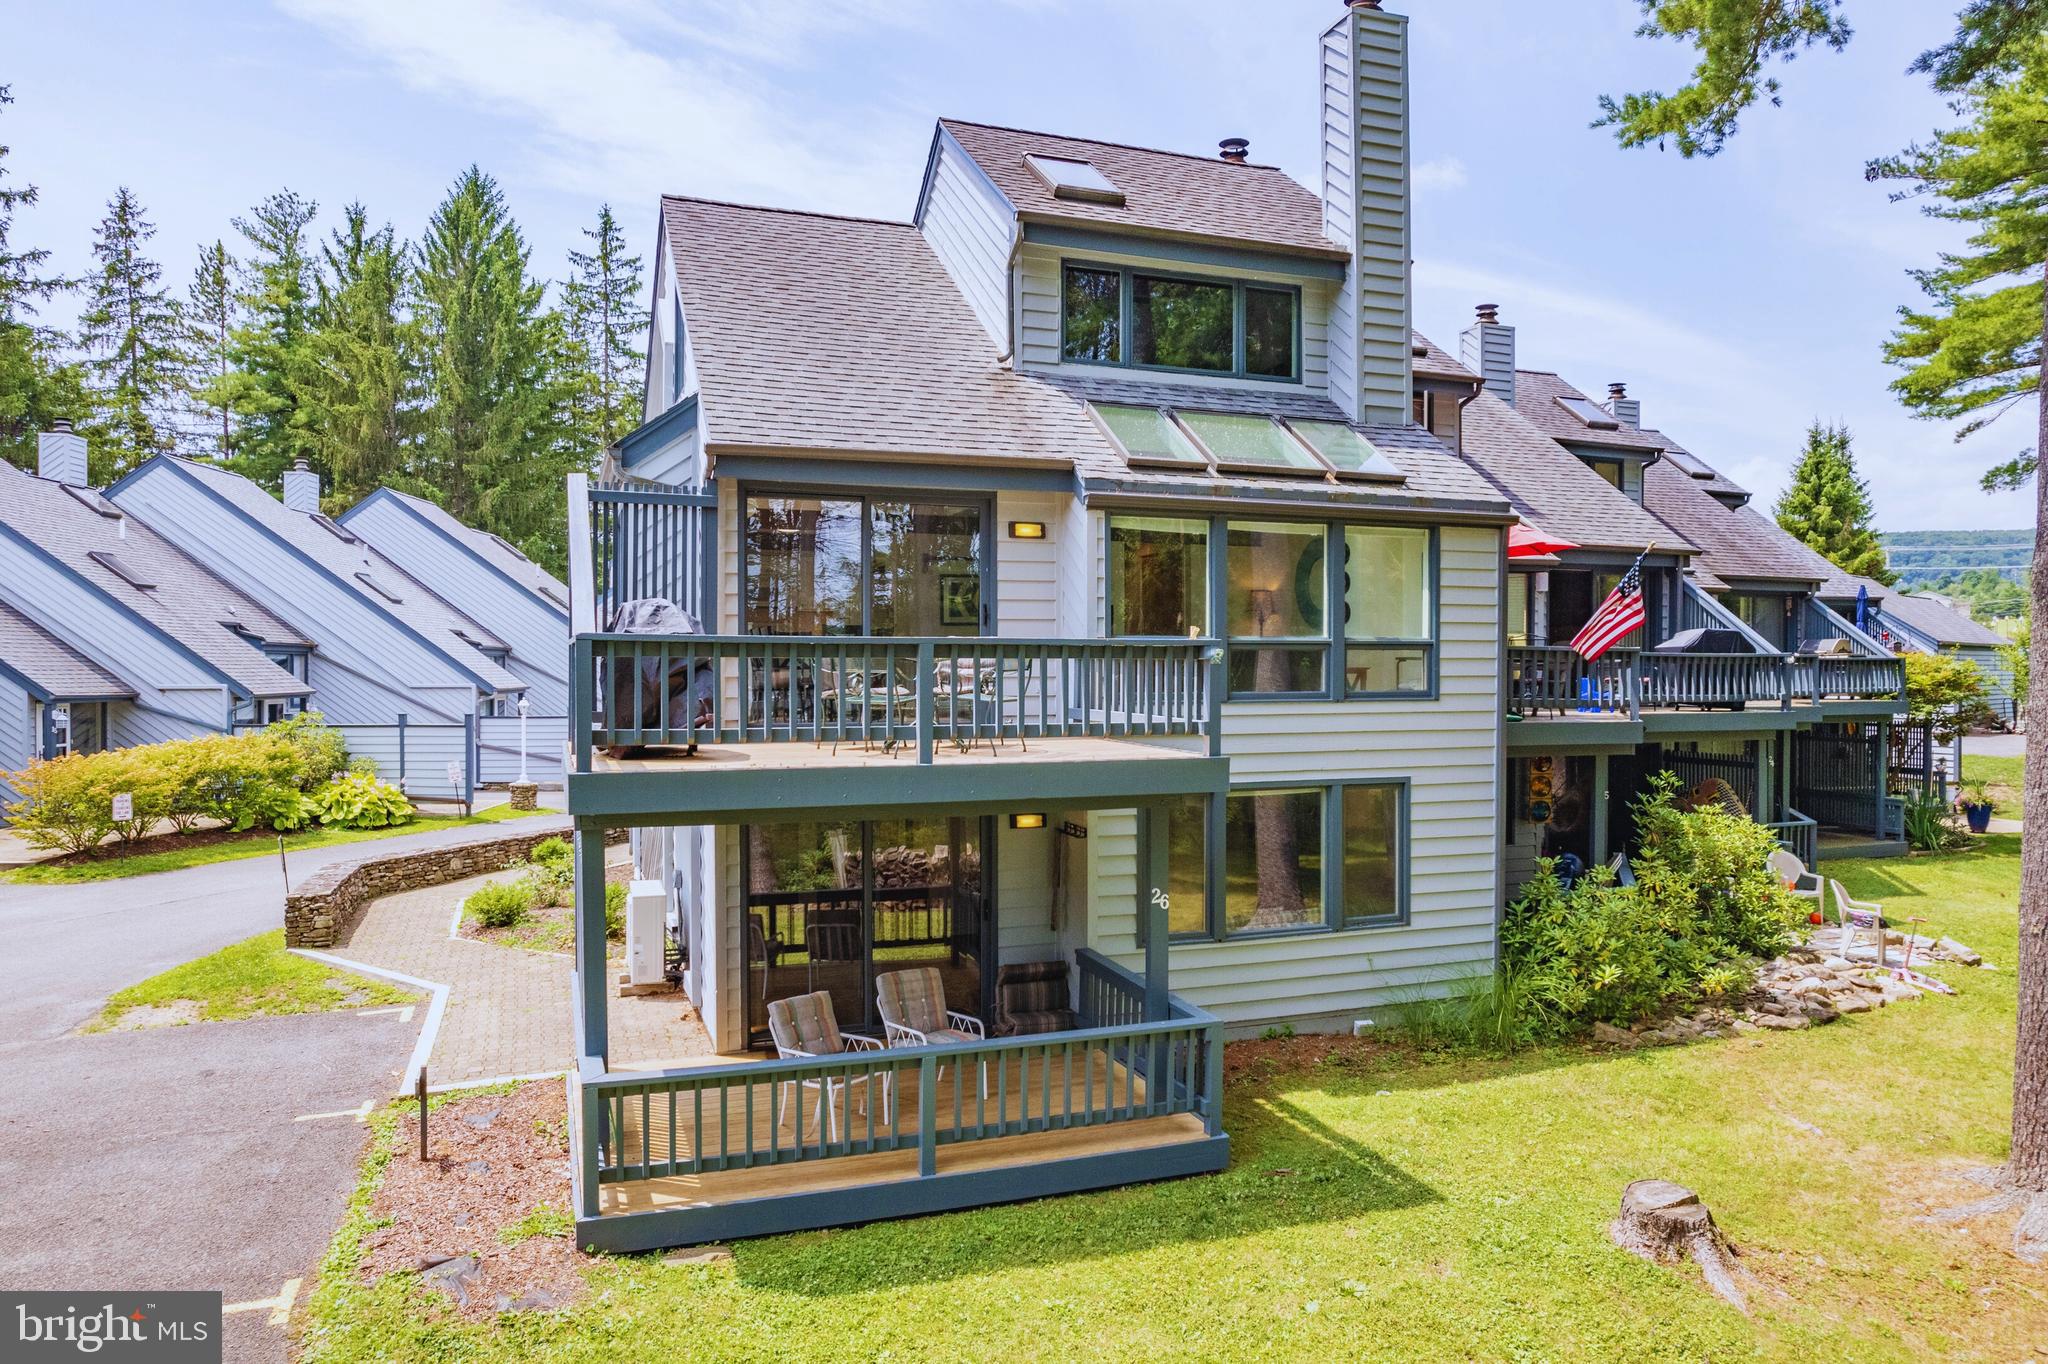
[9,0,2035,530]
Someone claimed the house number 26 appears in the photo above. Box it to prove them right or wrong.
[1150,888,1171,912]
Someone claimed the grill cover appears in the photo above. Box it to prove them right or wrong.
[1650,627,1751,654]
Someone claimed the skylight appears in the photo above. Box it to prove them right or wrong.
[1023,154,1125,205]
[354,569,403,604]
[1659,446,1715,479]
[87,550,157,590]
[64,485,121,518]
[1175,411,1325,476]
[1090,403,1206,468]
[311,514,359,543]
[1556,396,1620,430]
[1285,420,1406,482]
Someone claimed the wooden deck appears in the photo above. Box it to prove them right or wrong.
[597,1046,1208,1215]
[590,731,1208,776]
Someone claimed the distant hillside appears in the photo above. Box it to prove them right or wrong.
[1880,529,2032,587]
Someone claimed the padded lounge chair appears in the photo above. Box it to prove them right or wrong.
[995,960,1080,1036]
[765,991,889,1141]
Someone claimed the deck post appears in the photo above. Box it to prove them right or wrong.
[575,824,610,1064]
[917,1053,938,1177]
[1590,755,1610,867]
[1872,720,1889,837]
[1142,803,1170,1023]
[916,642,935,765]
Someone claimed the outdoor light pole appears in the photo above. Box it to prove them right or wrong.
[517,694,531,785]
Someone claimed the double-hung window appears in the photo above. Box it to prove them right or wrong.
[1062,263,1300,382]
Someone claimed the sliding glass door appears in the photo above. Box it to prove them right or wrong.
[743,817,990,1047]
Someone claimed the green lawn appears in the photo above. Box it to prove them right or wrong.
[7,802,544,885]
[301,840,2032,1362]
[87,929,418,1031]
[1960,752,2024,820]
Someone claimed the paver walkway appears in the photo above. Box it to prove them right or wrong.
[329,862,710,1087]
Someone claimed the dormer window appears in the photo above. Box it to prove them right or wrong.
[1023,154,1124,205]
[1061,263,1299,382]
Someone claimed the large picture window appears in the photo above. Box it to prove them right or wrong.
[744,494,987,637]
[1341,525,1434,696]
[1226,520,1326,694]
[1059,263,1299,382]
[1108,515,1209,637]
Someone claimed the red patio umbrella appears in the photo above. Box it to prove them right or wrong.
[1508,523,1579,558]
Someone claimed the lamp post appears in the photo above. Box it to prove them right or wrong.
[517,693,531,786]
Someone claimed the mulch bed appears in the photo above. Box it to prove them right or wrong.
[1222,1032,1400,1086]
[458,899,575,955]
[362,1081,585,1317]
[34,822,254,865]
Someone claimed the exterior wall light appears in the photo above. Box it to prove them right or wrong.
[1008,521,1047,540]
[1009,813,1047,830]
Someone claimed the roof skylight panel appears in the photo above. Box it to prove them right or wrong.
[311,514,359,543]
[1658,445,1715,478]
[1090,403,1208,469]
[1556,396,1621,430]
[1284,420,1406,483]
[1175,411,1327,476]
[86,550,157,590]
[1023,154,1126,205]
[353,569,403,604]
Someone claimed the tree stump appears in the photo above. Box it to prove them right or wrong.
[1609,1179,1755,1312]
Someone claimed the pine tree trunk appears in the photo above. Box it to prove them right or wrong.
[2012,256,2048,1192]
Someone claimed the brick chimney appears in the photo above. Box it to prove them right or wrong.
[1319,0,1413,426]
[281,457,321,514]
[37,420,88,488]
[1459,304,1516,407]
[1607,382,1641,429]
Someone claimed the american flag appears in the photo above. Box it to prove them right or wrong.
[1571,560,1646,661]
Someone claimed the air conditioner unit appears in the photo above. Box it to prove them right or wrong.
[624,879,668,986]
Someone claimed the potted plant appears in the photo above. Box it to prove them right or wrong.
[1955,780,1995,835]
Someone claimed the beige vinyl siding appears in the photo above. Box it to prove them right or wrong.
[1015,244,1335,397]
[1086,524,1503,1032]
[997,819,1058,964]
[995,490,1060,637]
[919,131,1017,350]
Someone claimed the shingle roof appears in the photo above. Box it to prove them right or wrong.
[165,459,527,693]
[1512,370,1669,454]
[662,197,1510,519]
[0,463,309,699]
[1880,592,2008,648]
[1411,331,1476,383]
[1458,391,1692,554]
[938,119,1345,259]
[0,600,133,699]
[1642,460,1832,587]
[1638,426,1749,501]
[358,488,570,614]
[1817,569,1888,604]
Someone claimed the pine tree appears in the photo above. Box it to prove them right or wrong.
[414,167,579,570]
[562,204,647,446]
[0,84,87,470]
[75,188,186,479]
[1774,421,1895,584]
[205,189,320,489]
[302,204,413,504]
[182,240,237,459]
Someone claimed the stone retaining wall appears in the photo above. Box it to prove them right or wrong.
[285,826,623,948]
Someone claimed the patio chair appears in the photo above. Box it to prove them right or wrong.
[1767,849,1824,908]
[876,967,988,1091]
[1828,880,1888,964]
[764,991,890,1142]
[995,960,1079,1037]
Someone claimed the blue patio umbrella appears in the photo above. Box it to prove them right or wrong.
[1855,583,1869,631]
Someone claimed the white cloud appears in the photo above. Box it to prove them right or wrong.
[1414,156,1467,192]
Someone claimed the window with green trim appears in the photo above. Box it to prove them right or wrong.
[1224,787,1323,934]
[1339,783,1403,927]
[1341,525,1434,696]
[1226,520,1327,694]
[1108,514,1209,637]
[1059,262,1299,382]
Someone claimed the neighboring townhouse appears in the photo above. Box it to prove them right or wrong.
[0,433,311,805]
[107,455,536,793]
[1855,579,2018,727]
[561,0,1525,1249]
[340,487,572,779]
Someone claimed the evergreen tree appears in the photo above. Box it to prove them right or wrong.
[1603,0,2048,1245]
[182,240,237,459]
[1774,421,1895,584]
[0,84,86,470]
[561,204,647,446]
[413,167,578,570]
[302,204,413,504]
[75,187,186,479]
[204,190,320,489]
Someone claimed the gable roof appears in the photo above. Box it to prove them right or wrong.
[1880,591,2008,648]
[937,119,1345,260]
[1411,332,1476,384]
[1511,370,1669,455]
[343,488,570,617]
[0,600,134,700]
[1642,460,1834,588]
[1638,425,1750,501]
[152,459,526,694]
[659,197,1509,519]
[1458,391,1692,554]
[0,463,309,700]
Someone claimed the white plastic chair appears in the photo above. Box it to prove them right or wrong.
[1829,880,1888,963]
[1767,849,1824,906]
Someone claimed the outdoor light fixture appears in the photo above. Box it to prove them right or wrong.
[1010,812,1047,830]
[1008,521,1046,540]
